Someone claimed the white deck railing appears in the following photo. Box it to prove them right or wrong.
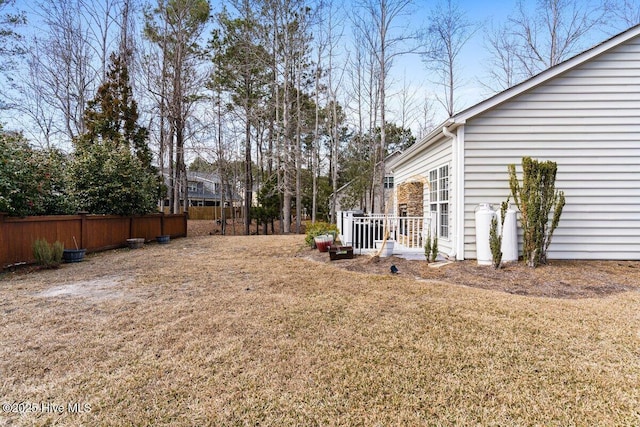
[338,212,433,254]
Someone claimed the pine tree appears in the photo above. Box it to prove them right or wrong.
[80,51,152,168]
[71,52,161,215]
[210,9,270,235]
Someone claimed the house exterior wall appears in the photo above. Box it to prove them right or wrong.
[463,34,640,260]
[392,135,453,255]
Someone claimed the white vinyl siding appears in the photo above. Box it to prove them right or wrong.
[393,135,453,254]
[463,34,640,260]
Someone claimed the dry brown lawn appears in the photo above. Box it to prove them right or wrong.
[1,227,639,426]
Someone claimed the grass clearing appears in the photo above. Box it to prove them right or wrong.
[1,234,639,425]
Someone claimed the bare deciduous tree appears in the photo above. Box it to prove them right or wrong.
[482,23,520,93]
[351,0,414,213]
[31,0,99,140]
[423,0,476,117]
[396,72,422,138]
[417,94,436,139]
[7,0,137,146]
[611,0,640,29]
[484,0,612,92]
[8,44,58,148]
[314,0,346,224]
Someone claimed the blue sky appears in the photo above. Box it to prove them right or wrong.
[378,0,520,131]
[390,0,629,130]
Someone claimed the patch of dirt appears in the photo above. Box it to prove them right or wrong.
[35,276,127,300]
[299,247,640,299]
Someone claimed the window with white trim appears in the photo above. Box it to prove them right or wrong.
[429,164,449,239]
[383,176,394,189]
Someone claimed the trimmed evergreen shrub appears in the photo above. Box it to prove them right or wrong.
[509,157,565,268]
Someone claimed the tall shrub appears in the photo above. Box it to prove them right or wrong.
[508,157,566,268]
[0,130,36,216]
[0,128,75,216]
[70,142,159,215]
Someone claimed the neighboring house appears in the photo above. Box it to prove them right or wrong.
[331,151,401,213]
[162,171,238,208]
[391,24,640,260]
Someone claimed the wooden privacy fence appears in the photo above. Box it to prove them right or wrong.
[161,207,240,221]
[183,207,240,221]
[0,212,187,268]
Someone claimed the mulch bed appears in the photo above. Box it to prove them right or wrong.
[300,247,640,299]
[190,221,640,299]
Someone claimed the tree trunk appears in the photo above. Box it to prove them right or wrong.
[244,115,252,236]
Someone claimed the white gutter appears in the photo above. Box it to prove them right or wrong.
[455,126,465,260]
[442,124,465,261]
[442,125,456,259]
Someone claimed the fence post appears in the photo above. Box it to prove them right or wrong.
[0,212,5,265]
[79,211,88,249]
[183,212,188,237]
[160,211,165,236]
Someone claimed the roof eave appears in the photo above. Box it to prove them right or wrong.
[391,118,460,169]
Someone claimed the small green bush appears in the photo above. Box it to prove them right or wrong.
[424,231,432,263]
[32,239,64,268]
[305,221,339,246]
[489,200,509,269]
[424,231,438,262]
[489,216,502,269]
[431,235,438,262]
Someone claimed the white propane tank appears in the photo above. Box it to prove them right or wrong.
[475,203,496,265]
[499,205,518,263]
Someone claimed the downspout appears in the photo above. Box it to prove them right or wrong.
[442,125,458,260]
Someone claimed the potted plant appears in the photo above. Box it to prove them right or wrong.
[305,221,339,248]
[156,235,170,244]
[62,236,86,263]
[126,238,145,249]
[374,239,395,257]
[314,234,334,252]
